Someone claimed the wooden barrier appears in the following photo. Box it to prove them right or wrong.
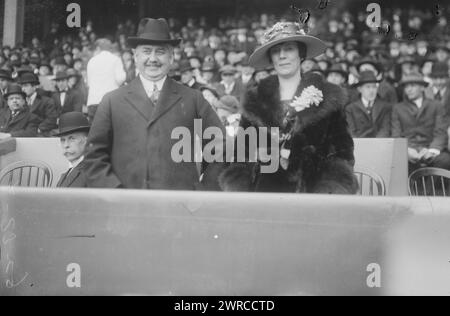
[0,138,408,194]
[0,188,449,296]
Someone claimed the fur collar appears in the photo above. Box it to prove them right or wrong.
[242,73,345,131]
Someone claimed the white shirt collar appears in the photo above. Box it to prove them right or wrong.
[139,74,167,98]
[187,78,196,87]
[413,97,424,109]
[361,97,374,108]
[28,92,37,105]
[69,155,84,169]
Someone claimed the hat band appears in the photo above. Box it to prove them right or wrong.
[135,32,173,41]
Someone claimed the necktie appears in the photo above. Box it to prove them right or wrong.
[60,92,66,107]
[367,101,373,115]
[435,91,442,101]
[151,84,159,104]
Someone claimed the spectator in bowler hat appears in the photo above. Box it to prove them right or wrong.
[55,112,90,188]
[0,84,40,139]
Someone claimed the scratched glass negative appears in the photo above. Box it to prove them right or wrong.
[1,0,450,298]
[1,216,29,289]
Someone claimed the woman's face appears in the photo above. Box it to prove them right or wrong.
[270,42,302,78]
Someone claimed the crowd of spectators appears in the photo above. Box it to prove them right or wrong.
[1,3,450,174]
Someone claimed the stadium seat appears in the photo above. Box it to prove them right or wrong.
[0,160,53,187]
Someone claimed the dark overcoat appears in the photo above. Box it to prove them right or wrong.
[0,107,40,137]
[84,77,226,190]
[346,98,392,138]
[219,73,358,194]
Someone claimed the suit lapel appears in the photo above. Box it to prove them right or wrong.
[371,99,383,123]
[58,163,84,187]
[416,99,428,119]
[355,100,372,121]
[124,78,153,121]
[30,96,40,113]
[149,78,181,127]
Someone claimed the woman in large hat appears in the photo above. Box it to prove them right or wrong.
[219,22,358,194]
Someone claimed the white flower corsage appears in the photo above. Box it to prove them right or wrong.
[290,86,324,112]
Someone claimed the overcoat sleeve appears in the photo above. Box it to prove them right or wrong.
[84,94,123,188]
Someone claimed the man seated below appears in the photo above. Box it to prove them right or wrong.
[346,71,391,138]
[55,112,90,188]
[0,84,40,139]
[392,72,450,173]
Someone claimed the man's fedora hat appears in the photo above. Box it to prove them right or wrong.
[17,72,40,85]
[0,69,13,81]
[356,58,382,74]
[178,60,195,74]
[249,22,327,69]
[326,64,349,80]
[219,65,237,75]
[353,71,382,87]
[399,71,429,88]
[55,112,91,137]
[52,71,70,81]
[3,84,26,99]
[128,18,182,48]
[430,62,449,78]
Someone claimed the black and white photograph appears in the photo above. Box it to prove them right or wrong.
[0,0,450,299]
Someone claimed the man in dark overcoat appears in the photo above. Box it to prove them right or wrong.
[84,18,226,190]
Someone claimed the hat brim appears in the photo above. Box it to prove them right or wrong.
[356,61,382,74]
[54,126,90,137]
[327,70,349,79]
[353,79,382,87]
[127,37,182,48]
[430,72,449,78]
[249,35,327,69]
[18,80,40,85]
[399,80,429,87]
[52,76,70,81]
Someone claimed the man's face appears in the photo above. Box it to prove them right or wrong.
[68,76,78,88]
[358,83,379,102]
[432,77,448,90]
[404,83,424,101]
[7,94,26,112]
[21,83,36,97]
[60,132,88,163]
[301,60,316,74]
[134,44,174,82]
[0,78,9,90]
[436,50,448,63]
[327,72,346,86]
[202,71,214,82]
[181,70,194,84]
[221,72,235,85]
[270,42,302,78]
[56,79,68,91]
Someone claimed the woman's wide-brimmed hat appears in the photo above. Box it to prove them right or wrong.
[128,18,182,48]
[399,71,429,88]
[249,22,327,69]
[54,112,90,137]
